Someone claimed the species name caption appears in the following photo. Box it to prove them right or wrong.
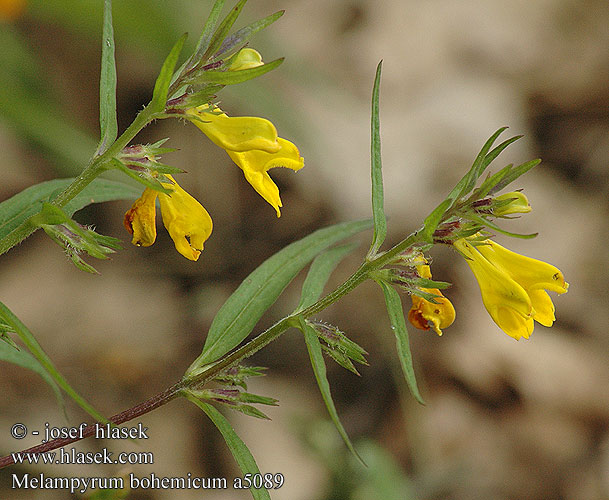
[8,422,286,494]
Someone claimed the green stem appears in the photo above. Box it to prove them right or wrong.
[0,105,158,256]
[0,228,425,465]
[183,229,423,389]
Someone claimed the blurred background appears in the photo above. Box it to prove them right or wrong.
[1,0,608,499]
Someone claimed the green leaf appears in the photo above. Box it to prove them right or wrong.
[202,0,248,62]
[0,301,109,423]
[213,10,285,61]
[189,398,271,500]
[0,179,141,241]
[150,33,187,113]
[474,164,513,199]
[300,318,363,464]
[457,127,511,199]
[194,0,227,59]
[377,281,424,404]
[469,213,538,239]
[368,61,386,256]
[421,198,451,243]
[295,243,358,311]
[97,0,118,155]
[488,158,541,195]
[0,333,63,409]
[186,58,283,86]
[442,128,508,208]
[168,0,226,92]
[196,219,372,366]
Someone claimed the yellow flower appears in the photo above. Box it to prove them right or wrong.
[494,191,531,216]
[124,175,212,261]
[407,259,456,336]
[454,238,568,340]
[229,48,264,71]
[186,105,304,217]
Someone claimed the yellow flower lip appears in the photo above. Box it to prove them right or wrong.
[454,237,568,340]
[407,257,456,336]
[186,104,304,217]
[124,175,213,261]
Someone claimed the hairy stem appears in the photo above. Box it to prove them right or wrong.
[0,105,158,257]
[0,228,424,467]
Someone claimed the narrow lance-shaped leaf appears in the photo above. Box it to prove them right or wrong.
[295,243,358,312]
[0,301,110,423]
[455,127,510,200]
[185,58,283,86]
[421,198,451,243]
[377,281,425,404]
[469,213,538,239]
[169,0,226,90]
[213,10,285,61]
[150,33,187,113]
[368,60,386,257]
[193,219,372,368]
[194,0,227,59]
[0,329,63,409]
[441,127,508,209]
[96,0,118,155]
[202,0,248,62]
[0,178,141,243]
[188,397,271,500]
[489,158,541,195]
[300,318,364,464]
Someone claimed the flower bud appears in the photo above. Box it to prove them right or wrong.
[493,191,531,216]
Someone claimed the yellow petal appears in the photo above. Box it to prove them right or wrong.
[227,137,304,217]
[123,188,158,247]
[408,290,456,336]
[477,240,568,294]
[158,175,213,261]
[527,289,556,327]
[454,238,534,339]
[229,48,264,71]
[186,106,281,154]
[494,307,535,340]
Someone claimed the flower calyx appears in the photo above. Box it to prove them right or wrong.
[187,383,278,420]
[307,320,368,375]
[114,140,182,192]
[32,203,121,274]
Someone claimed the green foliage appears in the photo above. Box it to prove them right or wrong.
[377,281,424,404]
[0,179,140,243]
[189,398,271,500]
[368,61,387,257]
[0,302,108,423]
[301,318,363,464]
[184,58,284,86]
[0,328,63,408]
[192,219,372,368]
[97,0,118,155]
[150,33,187,113]
[295,243,358,311]
[213,10,285,61]
[202,0,249,62]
